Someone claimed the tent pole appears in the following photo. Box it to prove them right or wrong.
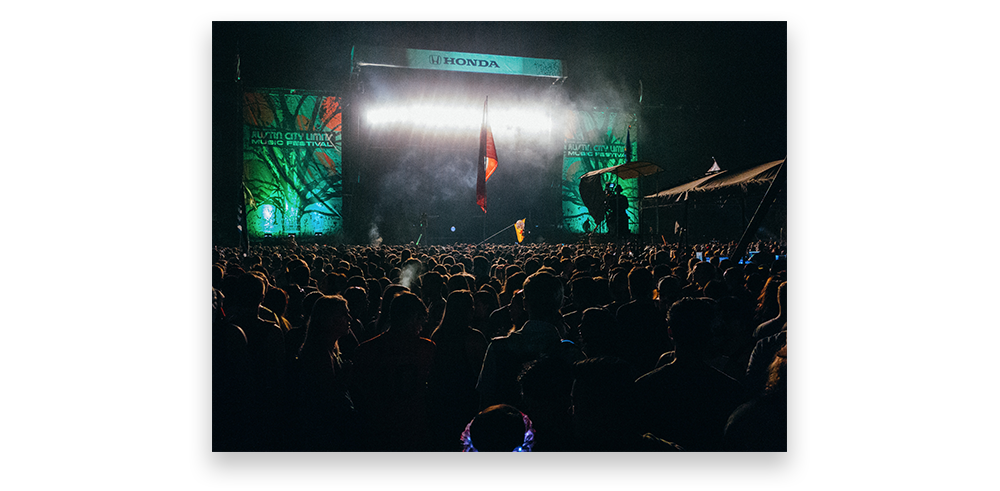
[683,198,689,250]
[655,173,660,240]
[741,194,747,231]
[730,159,787,263]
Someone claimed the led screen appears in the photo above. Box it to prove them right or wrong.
[561,110,638,234]
[242,89,343,239]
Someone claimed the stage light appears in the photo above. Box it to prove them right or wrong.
[365,106,398,126]
[494,107,552,134]
[366,100,552,136]
[421,104,479,130]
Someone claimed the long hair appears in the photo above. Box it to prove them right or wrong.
[298,294,349,358]
[502,271,527,298]
[474,289,500,323]
[374,284,407,335]
[387,290,427,335]
[430,290,474,341]
[765,344,787,394]
[754,273,786,323]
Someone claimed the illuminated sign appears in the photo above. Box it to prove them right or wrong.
[242,89,343,239]
[561,109,638,235]
[352,45,565,79]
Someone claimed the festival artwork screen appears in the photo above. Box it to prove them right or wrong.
[561,109,638,235]
[242,89,343,239]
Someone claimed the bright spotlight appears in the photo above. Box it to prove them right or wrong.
[493,106,552,135]
[420,105,479,130]
[366,107,396,126]
[366,100,552,136]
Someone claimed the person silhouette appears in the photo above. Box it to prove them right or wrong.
[603,182,629,240]
[725,344,787,451]
[428,290,489,451]
[634,297,743,451]
[571,356,683,451]
[517,356,575,451]
[224,272,285,449]
[476,271,584,410]
[616,266,673,374]
[350,291,436,451]
[286,295,362,451]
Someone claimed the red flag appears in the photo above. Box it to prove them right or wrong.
[477,97,498,213]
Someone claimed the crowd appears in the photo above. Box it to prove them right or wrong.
[212,240,787,452]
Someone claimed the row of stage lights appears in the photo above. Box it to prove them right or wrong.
[365,103,553,135]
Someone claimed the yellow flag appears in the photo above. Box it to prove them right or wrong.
[515,219,526,243]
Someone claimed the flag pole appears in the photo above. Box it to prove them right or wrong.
[481,97,486,242]
[235,46,250,256]
[478,221,518,245]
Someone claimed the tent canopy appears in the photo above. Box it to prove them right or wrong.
[644,158,785,204]
[579,160,662,181]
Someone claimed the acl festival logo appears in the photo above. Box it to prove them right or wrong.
[429,54,501,68]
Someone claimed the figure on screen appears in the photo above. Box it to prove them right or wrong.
[604,182,629,240]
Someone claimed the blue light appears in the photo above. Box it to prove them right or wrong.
[450,226,456,232]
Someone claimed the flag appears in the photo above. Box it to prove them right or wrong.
[515,218,526,243]
[624,125,632,163]
[477,97,498,213]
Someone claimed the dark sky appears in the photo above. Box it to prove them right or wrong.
[215,23,783,103]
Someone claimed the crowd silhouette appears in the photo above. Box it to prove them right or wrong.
[213,240,787,451]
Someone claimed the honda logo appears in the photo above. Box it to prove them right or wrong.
[428,53,500,68]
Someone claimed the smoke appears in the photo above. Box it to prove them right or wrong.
[368,218,382,247]
[359,68,647,240]
[398,261,422,290]
[379,149,476,205]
